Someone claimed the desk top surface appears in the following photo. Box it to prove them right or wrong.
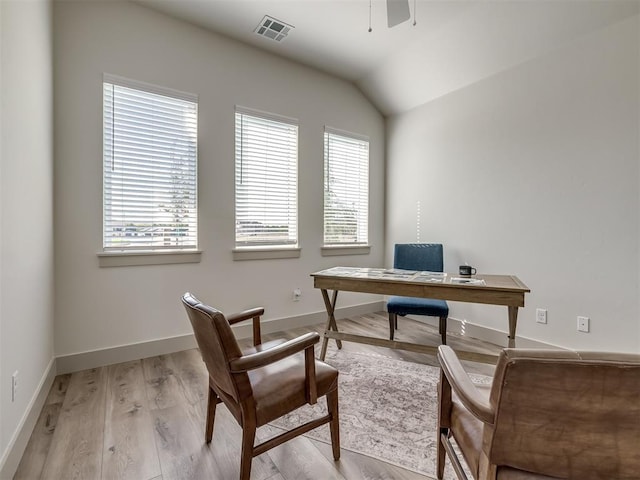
[311,267,530,293]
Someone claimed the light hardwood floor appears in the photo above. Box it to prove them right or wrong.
[14,312,500,480]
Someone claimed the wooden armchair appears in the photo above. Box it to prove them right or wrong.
[437,345,640,480]
[182,292,340,480]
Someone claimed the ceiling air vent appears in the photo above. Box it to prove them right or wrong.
[254,15,293,42]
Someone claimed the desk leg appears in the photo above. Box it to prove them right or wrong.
[320,289,342,361]
[507,306,518,348]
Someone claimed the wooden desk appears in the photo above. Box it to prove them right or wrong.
[311,267,530,363]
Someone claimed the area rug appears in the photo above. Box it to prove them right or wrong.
[269,348,492,478]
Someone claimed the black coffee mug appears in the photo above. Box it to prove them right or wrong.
[459,265,477,276]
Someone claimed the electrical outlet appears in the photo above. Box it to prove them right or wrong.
[536,308,547,324]
[11,371,18,402]
[293,288,302,301]
[577,316,590,333]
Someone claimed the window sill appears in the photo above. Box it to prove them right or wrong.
[98,250,202,267]
[233,246,301,261]
[321,245,371,256]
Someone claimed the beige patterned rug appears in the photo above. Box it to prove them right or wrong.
[270,347,491,478]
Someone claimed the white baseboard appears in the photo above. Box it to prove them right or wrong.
[0,357,56,480]
[56,301,385,375]
[408,314,560,349]
[56,332,199,375]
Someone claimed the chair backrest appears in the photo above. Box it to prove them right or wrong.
[182,292,250,403]
[394,243,443,272]
[487,348,640,479]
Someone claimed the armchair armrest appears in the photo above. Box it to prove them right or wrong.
[229,332,320,404]
[226,307,265,324]
[229,332,320,372]
[437,345,494,425]
[227,307,265,346]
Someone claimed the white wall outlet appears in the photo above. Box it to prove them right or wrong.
[536,308,547,324]
[11,371,19,402]
[577,316,590,333]
[293,288,302,301]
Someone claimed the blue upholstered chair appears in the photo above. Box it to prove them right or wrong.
[386,243,449,344]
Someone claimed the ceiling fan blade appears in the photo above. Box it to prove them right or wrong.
[387,0,411,28]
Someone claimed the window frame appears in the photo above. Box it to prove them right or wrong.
[233,106,299,259]
[100,74,200,266]
[322,126,370,254]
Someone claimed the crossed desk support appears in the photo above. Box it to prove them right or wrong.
[312,268,530,364]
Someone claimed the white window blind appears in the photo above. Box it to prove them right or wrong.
[235,107,298,247]
[324,128,369,245]
[103,75,198,251]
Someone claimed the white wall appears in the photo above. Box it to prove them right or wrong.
[0,0,55,472]
[386,15,640,353]
[53,1,385,358]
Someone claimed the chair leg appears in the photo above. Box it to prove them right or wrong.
[239,420,257,480]
[205,386,218,443]
[388,313,396,340]
[327,389,341,460]
[437,429,447,479]
[438,369,453,479]
[439,316,447,345]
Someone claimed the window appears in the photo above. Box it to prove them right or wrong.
[235,107,298,248]
[103,75,198,252]
[323,128,369,245]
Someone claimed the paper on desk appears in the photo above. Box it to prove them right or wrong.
[451,277,486,285]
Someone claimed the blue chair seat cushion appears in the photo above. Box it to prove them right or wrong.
[387,296,449,317]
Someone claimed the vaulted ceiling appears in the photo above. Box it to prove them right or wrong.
[137,0,639,116]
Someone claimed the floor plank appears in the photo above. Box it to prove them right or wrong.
[168,349,208,410]
[39,367,107,479]
[151,402,225,480]
[142,354,187,411]
[45,374,72,404]
[260,424,347,480]
[102,360,162,480]
[312,438,429,480]
[13,374,70,480]
[13,403,61,480]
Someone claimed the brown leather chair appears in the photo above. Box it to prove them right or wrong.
[182,292,340,480]
[437,345,640,480]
